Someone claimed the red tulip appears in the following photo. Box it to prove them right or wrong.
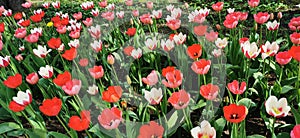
[200,84,219,100]
[88,65,104,79]
[68,110,90,131]
[138,121,164,138]
[289,46,300,62]
[191,59,211,75]
[53,71,72,86]
[39,97,62,116]
[248,0,260,8]
[223,18,238,29]
[13,12,23,20]
[227,80,246,95]
[223,104,247,123]
[194,25,207,36]
[291,124,300,138]
[254,12,270,24]
[9,101,25,112]
[47,38,62,49]
[0,22,4,33]
[30,14,43,23]
[212,2,223,12]
[98,107,122,130]
[102,86,122,103]
[123,46,134,56]
[3,74,22,89]
[290,32,300,45]
[276,51,292,66]
[187,44,202,60]
[62,48,77,61]
[126,28,136,36]
[162,67,183,88]
[168,89,190,109]
[0,56,10,68]
[18,19,30,27]
[26,72,39,85]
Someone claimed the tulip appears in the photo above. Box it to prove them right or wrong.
[265,96,291,118]
[200,84,219,100]
[26,72,39,85]
[98,107,122,130]
[276,51,292,66]
[138,121,164,138]
[62,79,82,96]
[215,38,228,49]
[142,70,158,86]
[33,45,52,58]
[212,2,223,12]
[87,84,98,95]
[290,32,300,45]
[168,89,190,109]
[254,12,270,24]
[143,88,163,105]
[38,65,53,79]
[191,120,216,138]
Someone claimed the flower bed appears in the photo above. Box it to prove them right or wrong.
[0,0,300,138]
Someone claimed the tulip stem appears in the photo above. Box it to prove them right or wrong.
[183,108,192,130]
[279,66,283,83]
[271,117,276,138]
[56,116,71,136]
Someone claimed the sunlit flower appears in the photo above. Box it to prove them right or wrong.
[161,39,175,52]
[145,38,158,50]
[223,104,248,123]
[173,32,186,45]
[265,96,291,118]
[87,84,98,95]
[33,45,52,58]
[38,65,53,79]
[266,20,280,31]
[260,41,279,59]
[131,48,142,59]
[143,87,163,105]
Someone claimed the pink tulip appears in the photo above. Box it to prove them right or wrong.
[14,28,27,39]
[26,72,39,85]
[227,80,246,95]
[142,70,158,86]
[62,79,82,96]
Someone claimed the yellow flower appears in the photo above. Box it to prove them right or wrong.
[46,22,53,27]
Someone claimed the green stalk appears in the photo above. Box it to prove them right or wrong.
[297,62,300,102]
[56,115,72,137]
[278,66,283,83]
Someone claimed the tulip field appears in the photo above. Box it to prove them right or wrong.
[0,0,300,138]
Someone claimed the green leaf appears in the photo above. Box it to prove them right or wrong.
[238,98,256,109]
[277,132,290,138]
[26,129,47,138]
[281,85,294,94]
[167,111,178,129]
[291,107,300,124]
[47,132,69,138]
[247,134,266,138]
[7,129,24,137]
[213,118,226,138]
[0,122,21,134]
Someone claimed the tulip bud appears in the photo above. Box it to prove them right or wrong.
[137,19,141,24]
[216,24,221,30]
[107,54,115,65]
[150,19,153,25]
[130,18,133,25]
[184,2,189,9]
[19,46,25,51]
[277,12,282,19]
[15,54,23,61]
[254,23,258,31]
[126,75,131,85]
[270,13,274,20]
